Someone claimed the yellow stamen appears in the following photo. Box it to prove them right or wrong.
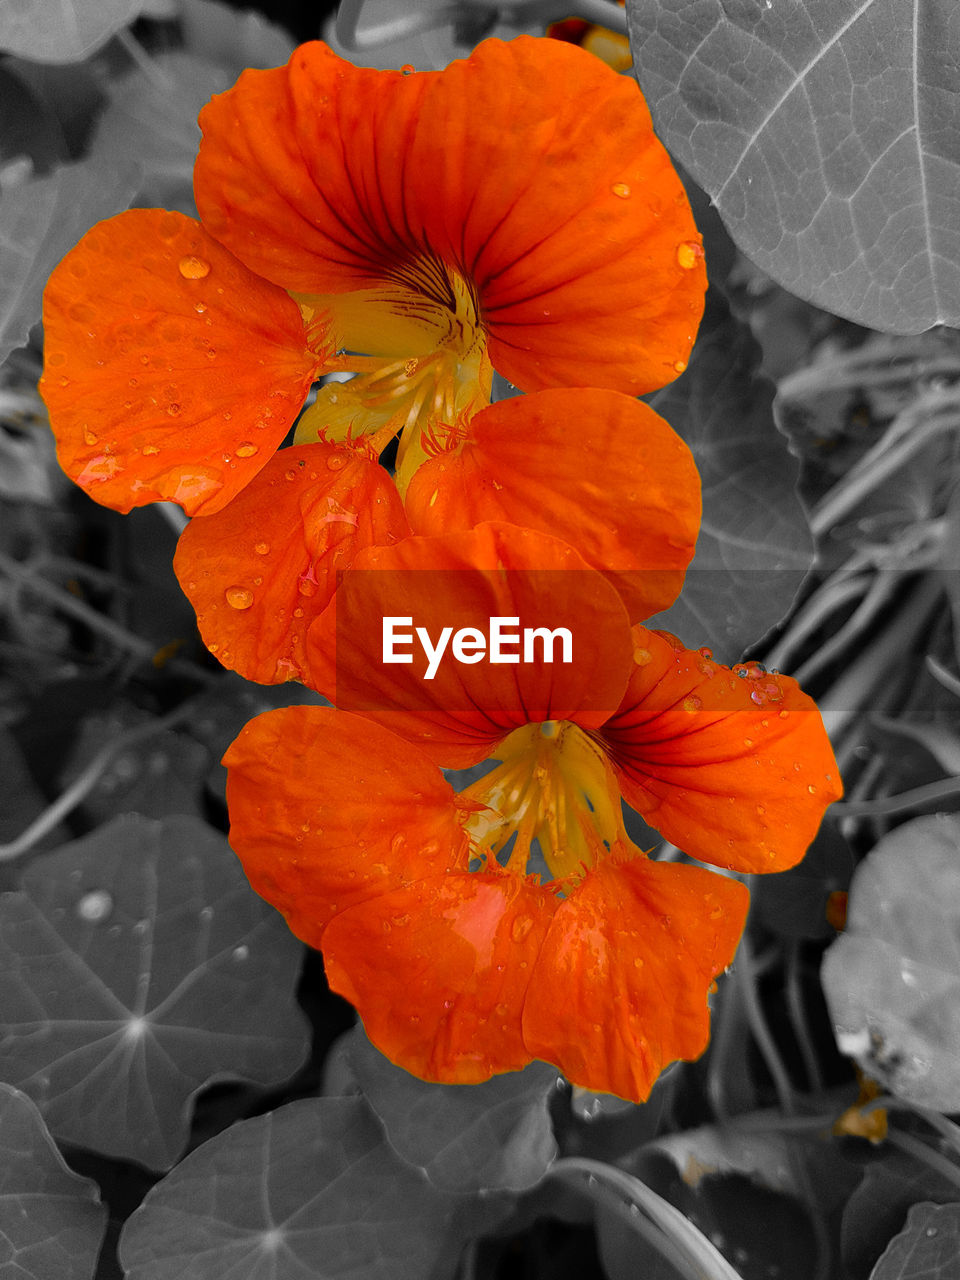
[458,722,629,884]
[292,256,492,490]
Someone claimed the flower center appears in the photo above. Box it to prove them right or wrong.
[293,256,491,492]
[458,721,628,885]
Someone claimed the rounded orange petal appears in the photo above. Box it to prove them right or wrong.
[195,38,705,394]
[305,522,634,768]
[404,388,701,622]
[322,873,558,1084]
[600,629,843,872]
[173,443,410,685]
[40,209,322,517]
[223,706,465,950]
[523,854,749,1101]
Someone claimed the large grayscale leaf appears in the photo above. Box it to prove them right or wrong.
[119,1097,456,1280]
[0,814,310,1170]
[627,1,960,333]
[822,814,960,1112]
[871,1202,960,1280]
[0,1084,107,1280]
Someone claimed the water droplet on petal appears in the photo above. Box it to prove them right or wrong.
[297,577,318,598]
[226,586,255,610]
[401,63,415,75]
[326,454,347,471]
[676,241,703,270]
[612,182,631,198]
[673,359,688,373]
[254,541,270,555]
[178,255,210,279]
[166,403,182,417]
[76,890,113,923]
[235,442,258,458]
[83,428,98,445]
[632,646,652,665]
[142,444,159,456]
[511,915,533,942]
[683,695,702,713]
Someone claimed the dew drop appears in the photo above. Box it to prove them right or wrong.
[284,468,298,481]
[400,63,415,75]
[83,428,98,446]
[682,694,702,713]
[178,255,210,279]
[676,241,703,270]
[612,182,631,198]
[233,944,250,962]
[511,915,533,942]
[235,442,258,458]
[76,890,113,923]
[297,577,318,598]
[254,541,270,555]
[58,375,70,387]
[166,403,182,417]
[673,359,688,373]
[194,302,207,314]
[807,784,817,795]
[142,444,159,456]
[226,586,255,610]
[326,454,347,471]
[632,646,652,666]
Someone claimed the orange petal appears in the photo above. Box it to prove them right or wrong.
[322,873,558,1083]
[600,629,843,872]
[195,38,704,394]
[173,443,410,685]
[305,522,634,768]
[523,854,749,1101]
[223,706,465,949]
[404,388,701,622]
[40,210,322,517]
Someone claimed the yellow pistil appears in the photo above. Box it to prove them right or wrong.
[458,721,629,884]
[292,255,492,493]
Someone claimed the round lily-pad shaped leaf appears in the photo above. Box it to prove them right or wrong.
[822,814,960,1111]
[0,1083,107,1280]
[0,814,310,1170]
[119,1096,456,1280]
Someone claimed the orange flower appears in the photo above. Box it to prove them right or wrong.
[40,37,704,517]
[223,525,840,1098]
[172,387,701,684]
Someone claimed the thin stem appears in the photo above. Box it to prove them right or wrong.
[829,774,960,818]
[735,928,796,1115]
[114,27,177,94]
[0,553,214,684]
[875,1099,960,1162]
[763,568,871,675]
[0,699,202,863]
[551,1158,744,1280]
[811,405,960,537]
[885,1128,960,1194]
[927,655,960,699]
[785,941,823,1094]
[790,570,904,687]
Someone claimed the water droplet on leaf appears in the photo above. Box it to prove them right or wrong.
[76,890,113,923]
